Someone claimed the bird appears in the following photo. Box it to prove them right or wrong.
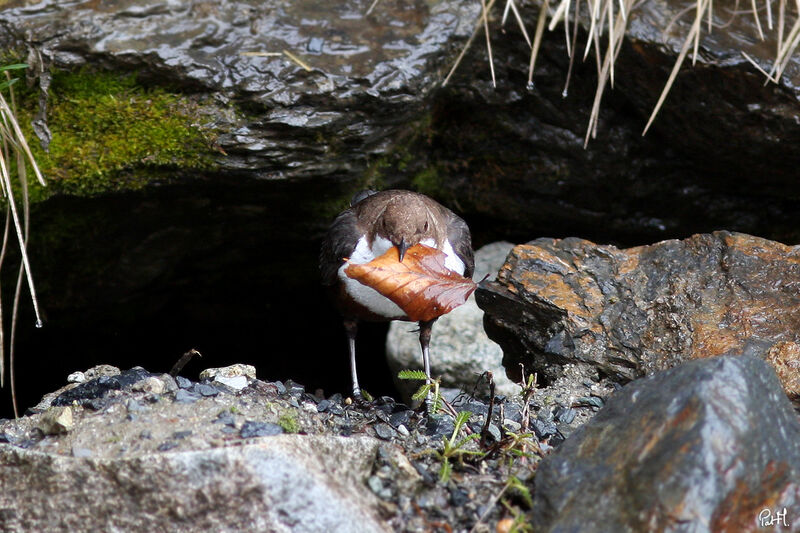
[320,189,475,401]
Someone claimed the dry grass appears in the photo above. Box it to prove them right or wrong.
[0,62,46,417]
[443,0,800,144]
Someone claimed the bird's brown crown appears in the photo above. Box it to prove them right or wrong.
[362,192,445,249]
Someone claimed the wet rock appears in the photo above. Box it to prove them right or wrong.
[0,0,477,178]
[0,435,389,532]
[52,368,151,407]
[388,242,518,402]
[421,0,800,246]
[531,356,800,531]
[478,232,800,397]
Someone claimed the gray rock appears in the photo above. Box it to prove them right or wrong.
[199,364,257,381]
[531,356,800,531]
[477,232,800,400]
[0,0,478,179]
[0,435,389,533]
[387,242,516,402]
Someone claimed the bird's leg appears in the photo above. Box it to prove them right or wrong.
[344,319,361,398]
[418,319,436,409]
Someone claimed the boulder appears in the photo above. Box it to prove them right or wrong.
[0,436,388,533]
[477,231,800,400]
[386,242,517,401]
[531,356,800,531]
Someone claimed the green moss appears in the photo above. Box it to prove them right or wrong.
[11,67,219,200]
[278,413,300,434]
[411,165,444,198]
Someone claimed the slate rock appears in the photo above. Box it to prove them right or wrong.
[173,390,200,404]
[52,368,151,407]
[478,232,800,398]
[240,421,284,439]
[193,383,220,397]
[531,356,800,531]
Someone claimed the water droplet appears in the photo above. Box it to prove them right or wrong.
[562,89,569,98]
[35,319,43,329]
[526,81,535,92]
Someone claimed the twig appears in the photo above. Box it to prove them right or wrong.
[480,0,497,87]
[170,348,202,377]
[443,0,499,86]
[480,371,496,448]
[282,50,313,71]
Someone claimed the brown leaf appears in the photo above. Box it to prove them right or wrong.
[345,244,477,322]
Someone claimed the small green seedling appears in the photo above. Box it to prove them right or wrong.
[398,369,443,412]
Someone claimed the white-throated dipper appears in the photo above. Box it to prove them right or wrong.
[320,189,474,400]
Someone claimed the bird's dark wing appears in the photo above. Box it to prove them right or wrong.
[446,212,475,279]
[320,208,360,286]
[350,189,377,206]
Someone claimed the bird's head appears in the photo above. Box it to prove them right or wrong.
[379,200,435,262]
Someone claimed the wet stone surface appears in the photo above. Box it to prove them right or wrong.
[532,356,800,531]
[478,231,800,404]
[0,363,604,531]
[2,359,797,530]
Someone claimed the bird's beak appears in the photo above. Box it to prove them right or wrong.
[397,238,409,262]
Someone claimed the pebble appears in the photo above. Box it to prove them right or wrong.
[213,412,236,427]
[374,423,395,440]
[157,441,178,452]
[486,423,502,443]
[214,375,248,391]
[175,376,192,389]
[390,410,412,428]
[174,390,200,404]
[397,425,410,437]
[131,377,165,395]
[240,421,283,438]
[172,430,192,440]
[274,381,287,395]
[126,399,146,413]
[193,383,220,397]
[554,405,577,424]
[38,407,74,435]
[367,475,384,495]
[426,414,455,438]
[502,419,521,432]
[67,371,86,384]
[316,399,331,413]
[574,396,604,409]
[531,417,558,440]
[199,364,256,381]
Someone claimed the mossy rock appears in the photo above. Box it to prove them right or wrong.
[10,66,222,201]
